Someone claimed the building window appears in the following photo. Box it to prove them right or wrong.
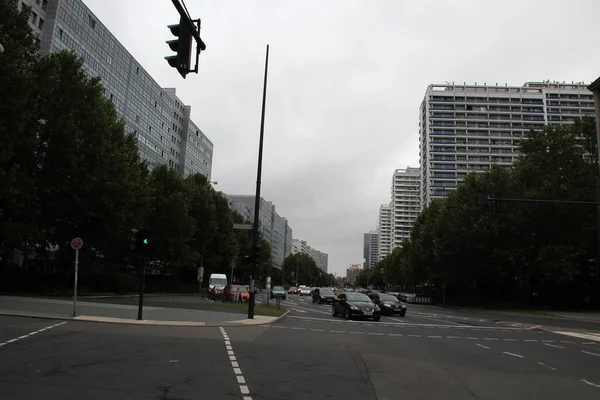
[42,0,48,11]
[38,18,44,30]
[31,11,37,25]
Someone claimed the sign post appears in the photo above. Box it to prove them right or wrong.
[197,266,204,294]
[70,237,84,317]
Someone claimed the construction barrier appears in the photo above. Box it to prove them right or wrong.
[410,296,432,304]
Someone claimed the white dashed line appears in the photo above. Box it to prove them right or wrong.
[476,344,491,349]
[581,350,600,357]
[581,379,600,388]
[503,351,524,358]
[544,343,564,349]
[220,327,252,400]
[537,362,557,371]
[349,332,364,335]
[310,328,325,332]
[0,321,66,349]
[369,333,384,336]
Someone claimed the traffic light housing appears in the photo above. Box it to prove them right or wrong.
[137,229,151,251]
[165,17,193,78]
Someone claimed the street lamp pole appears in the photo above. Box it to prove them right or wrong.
[248,44,270,319]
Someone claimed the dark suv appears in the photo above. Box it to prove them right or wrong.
[312,287,336,304]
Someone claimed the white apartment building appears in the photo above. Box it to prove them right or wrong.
[363,231,379,269]
[419,81,595,207]
[391,167,420,248]
[291,238,328,272]
[377,204,392,261]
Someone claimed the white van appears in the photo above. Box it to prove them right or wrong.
[208,273,227,290]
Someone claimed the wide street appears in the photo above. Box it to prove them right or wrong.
[1,293,600,399]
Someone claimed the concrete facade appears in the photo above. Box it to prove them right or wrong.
[377,204,392,261]
[391,167,420,248]
[419,81,594,207]
[363,231,379,269]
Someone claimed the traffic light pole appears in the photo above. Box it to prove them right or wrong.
[248,44,270,320]
[137,256,146,320]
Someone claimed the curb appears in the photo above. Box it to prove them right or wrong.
[0,308,289,328]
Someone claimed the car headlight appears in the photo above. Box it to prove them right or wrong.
[350,305,359,310]
[374,305,381,311]
[401,305,407,308]
[383,303,391,307]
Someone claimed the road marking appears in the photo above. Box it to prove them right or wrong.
[483,338,498,341]
[544,343,564,349]
[408,334,421,338]
[476,344,491,349]
[537,362,557,371]
[446,336,461,339]
[349,331,364,335]
[310,328,325,332]
[0,321,66,349]
[288,308,308,314]
[220,327,252,400]
[523,339,537,342]
[552,331,600,342]
[428,335,442,339]
[581,379,600,388]
[369,333,384,336]
[291,327,305,330]
[389,333,403,337]
[581,350,600,357]
[330,330,344,333]
[503,339,517,342]
[387,317,405,323]
[582,342,597,345]
[503,351,524,358]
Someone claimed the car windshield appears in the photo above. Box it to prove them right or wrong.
[289,287,297,290]
[320,289,334,296]
[301,288,310,291]
[210,278,227,286]
[380,294,399,302]
[345,293,372,302]
[273,286,284,291]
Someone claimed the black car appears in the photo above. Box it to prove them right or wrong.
[312,287,336,304]
[332,292,381,321]
[369,292,407,316]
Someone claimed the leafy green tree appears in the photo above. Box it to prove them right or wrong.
[282,253,319,286]
[144,165,195,269]
[0,0,41,266]
[185,173,217,265]
[33,51,147,267]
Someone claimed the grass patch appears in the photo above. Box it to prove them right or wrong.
[210,301,287,317]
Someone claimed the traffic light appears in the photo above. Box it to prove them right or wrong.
[165,17,193,78]
[137,229,151,251]
[129,228,138,251]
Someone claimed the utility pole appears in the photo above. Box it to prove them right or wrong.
[248,44,270,319]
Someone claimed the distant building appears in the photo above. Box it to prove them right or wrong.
[419,81,595,207]
[20,0,214,178]
[391,167,420,248]
[363,231,379,269]
[226,195,292,270]
[346,264,362,285]
[291,238,328,272]
[377,204,392,260]
[311,249,329,273]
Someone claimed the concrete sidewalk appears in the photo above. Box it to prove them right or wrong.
[0,296,284,327]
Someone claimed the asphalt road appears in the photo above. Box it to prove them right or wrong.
[1,294,600,399]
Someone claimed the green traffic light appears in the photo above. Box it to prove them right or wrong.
[143,239,148,244]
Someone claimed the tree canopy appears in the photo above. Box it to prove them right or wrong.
[0,1,274,293]
[365,117,600,307]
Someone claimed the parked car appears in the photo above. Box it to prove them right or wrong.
[312,287,336,304]
[332,292,381,321]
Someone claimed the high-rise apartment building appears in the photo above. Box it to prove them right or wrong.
[311,249,329,273]
[377,204,392,260]
[391,167,420,248]
[363,231,379,269]
[346,264,362,285]
[419,81,595,207]
[291,238,328,272]
[227,195,292,270]
[19,0,213,178]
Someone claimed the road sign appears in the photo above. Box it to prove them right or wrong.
[71,237,83,250]
[233,224,253,230]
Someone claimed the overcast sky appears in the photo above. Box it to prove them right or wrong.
[84,0,600,276]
